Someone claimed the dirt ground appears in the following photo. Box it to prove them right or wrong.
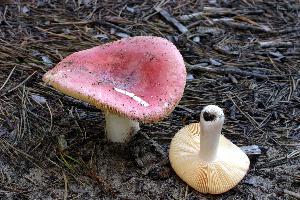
[0,0,300,199]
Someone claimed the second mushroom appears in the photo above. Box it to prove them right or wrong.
[169,105,250,194]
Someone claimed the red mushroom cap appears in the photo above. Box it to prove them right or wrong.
[43,36,186,122]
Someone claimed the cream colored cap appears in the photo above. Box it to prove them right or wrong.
[169,123,250,194]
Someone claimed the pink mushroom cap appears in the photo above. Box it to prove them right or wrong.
[42,36,186,122]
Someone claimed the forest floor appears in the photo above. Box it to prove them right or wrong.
[0,0,300,199]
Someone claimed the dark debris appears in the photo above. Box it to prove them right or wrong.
[0,0,300,199]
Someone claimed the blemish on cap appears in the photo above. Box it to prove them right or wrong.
[114,87,149,107]
[44,70,62,83]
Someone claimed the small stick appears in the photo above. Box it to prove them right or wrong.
[62,170,68,200]
[179,10,265,21]
[79,157,114,195]
[45,102,53,134]
[0,184,30,198]
[235,15,265,29]
[34,27,77,40]
[101,21,132,36]
[6,71,37,94]
[186,64,269,80]
[0,66,16,92]
[155,7,189,34]
[284,189,300,199]
[0,137,34,160]
[258,41,296,48]
[87,170,106,194]
[96,27,119,41]
[220,20,271,33]
[48,20,101,26]
[226,94,266,135]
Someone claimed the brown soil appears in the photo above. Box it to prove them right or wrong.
[0,0,300,199]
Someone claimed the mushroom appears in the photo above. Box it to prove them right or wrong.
[169,105,250,194]
[43,36,186,143]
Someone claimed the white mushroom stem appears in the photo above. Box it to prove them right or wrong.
[199,105,225,162]
[105,111,140,143]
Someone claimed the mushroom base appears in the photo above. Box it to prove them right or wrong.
[105,112,140,143]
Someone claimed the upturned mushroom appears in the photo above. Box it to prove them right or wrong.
[169,105,250,194]
[43,36,186,143]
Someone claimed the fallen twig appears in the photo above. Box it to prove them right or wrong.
[257,41,298,48]
[179,10,265,21]
[62,170,68,200]
[0,184,30,198]
[284,189,300,199]
[219,20,271,33]
[186,64,269,80]
[34,27,77,40]
[2,71,37,95]
[155,7,189,34]
[0,66,16,92]
[79,156,114,195]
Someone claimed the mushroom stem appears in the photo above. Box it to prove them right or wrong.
[199,105,225,162]
[105,111,140,143]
